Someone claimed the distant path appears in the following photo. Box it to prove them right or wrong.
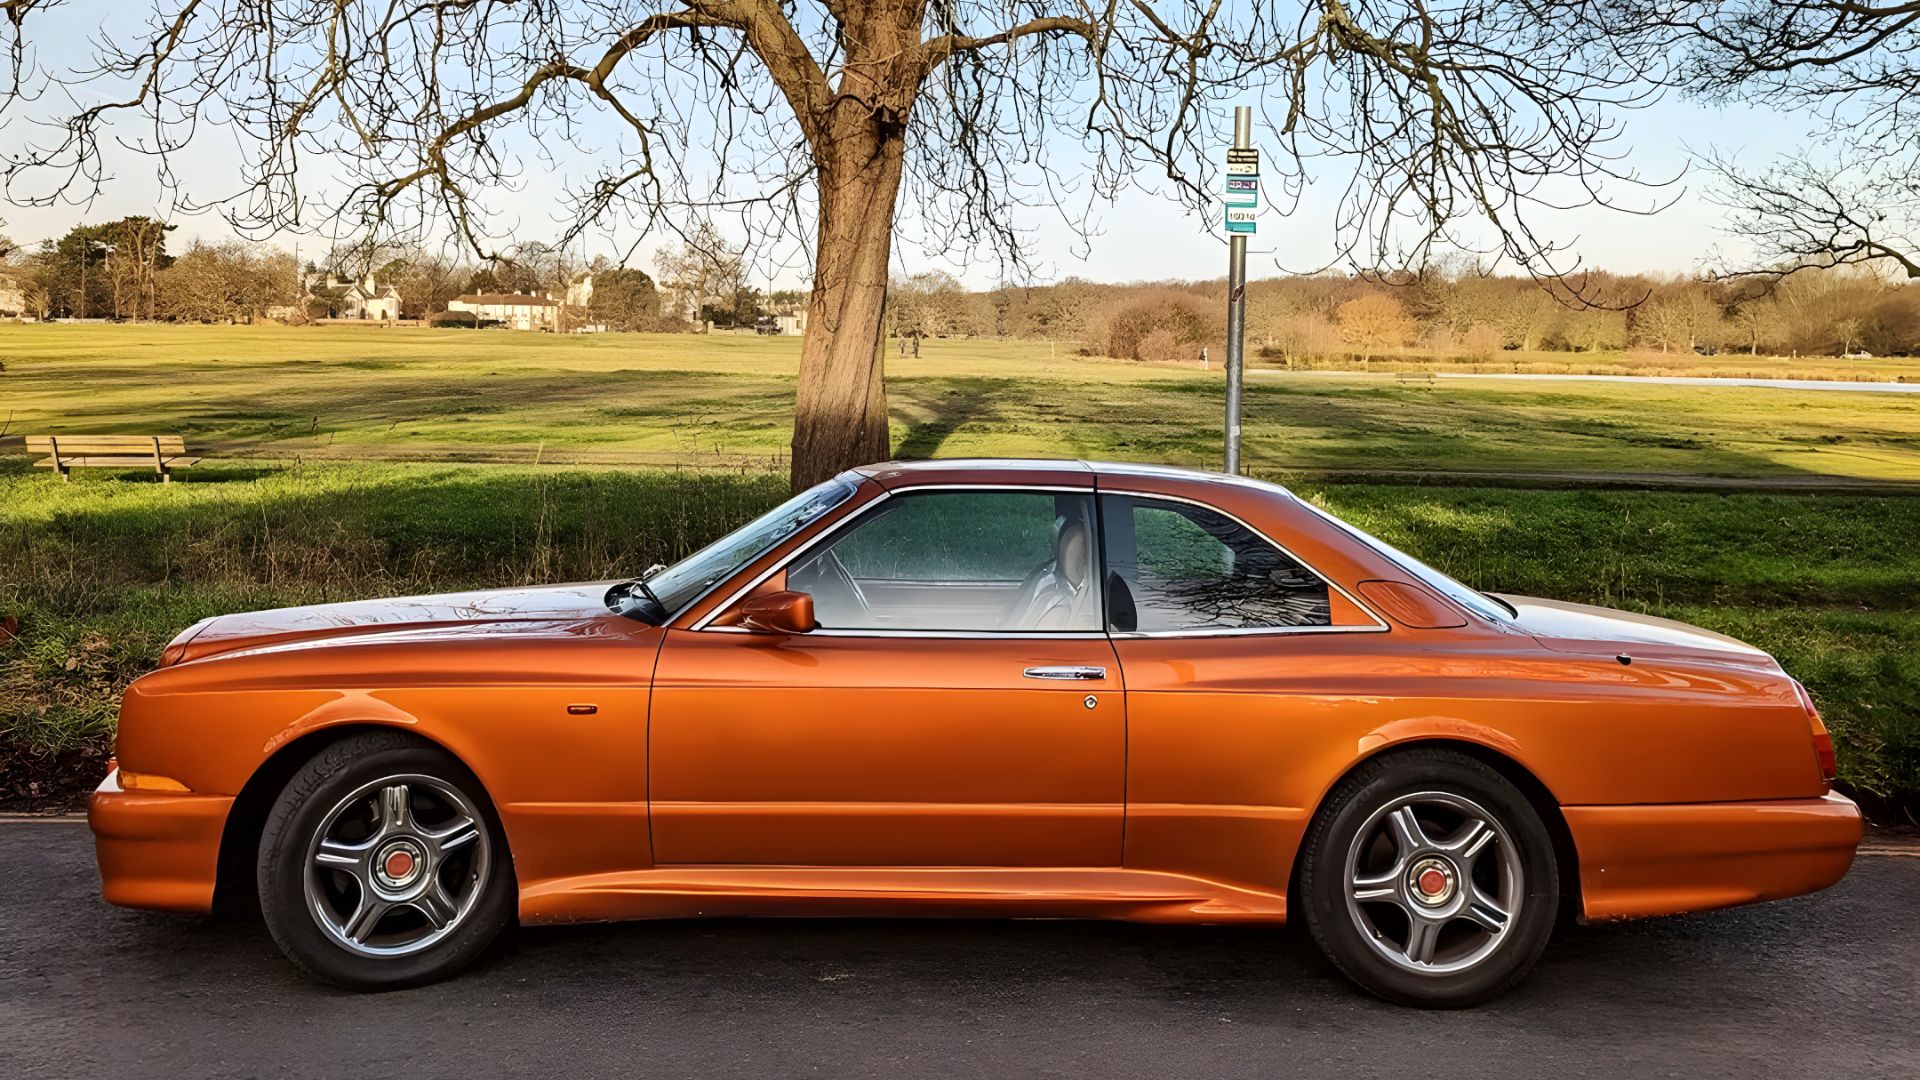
[1253,369,1920,393]
[7,437,1919,494]
[137,441,1920,495]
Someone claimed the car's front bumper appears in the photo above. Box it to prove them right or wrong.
[89,769,232,914]
[1565,792,1862,921]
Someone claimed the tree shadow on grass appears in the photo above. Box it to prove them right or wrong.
[892,379,1002,460]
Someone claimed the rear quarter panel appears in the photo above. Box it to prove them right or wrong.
[1118,629,1824,898]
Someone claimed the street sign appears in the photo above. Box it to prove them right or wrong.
[1223,175,1259,208]
[1226,147,1259,175]
[1225,206,1257,234]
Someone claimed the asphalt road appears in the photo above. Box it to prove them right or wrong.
[3,820,1916,1080]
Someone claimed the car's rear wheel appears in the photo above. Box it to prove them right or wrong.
[257,732,512,989]
[1298,748,1558,1007]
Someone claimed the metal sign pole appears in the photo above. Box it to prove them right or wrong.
[1223,106,1253,475]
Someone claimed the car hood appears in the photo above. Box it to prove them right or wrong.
[164,581,624,665]
[1493,594,1775,666]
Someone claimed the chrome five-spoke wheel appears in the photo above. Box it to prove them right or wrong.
[258,732,512,989]
[1345,792,1522,975]
[1300,749,1558,1007]
[305,774,492,957]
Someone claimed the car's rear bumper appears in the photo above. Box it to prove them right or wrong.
[1565,792,1862,921]
[89,770,232,914]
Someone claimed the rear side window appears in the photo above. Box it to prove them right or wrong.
[1100,494,1331,633]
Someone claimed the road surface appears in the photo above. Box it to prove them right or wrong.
[2,819,1914,1079]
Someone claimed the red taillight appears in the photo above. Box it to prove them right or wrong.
[1792,679,1838,787]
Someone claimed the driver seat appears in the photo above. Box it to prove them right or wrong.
[999,515,1095,631]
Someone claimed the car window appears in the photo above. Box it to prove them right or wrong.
[788,490,1100,632]
[1291,497,1512,624]
[1101,494,1331,633]
[642,474,859,615]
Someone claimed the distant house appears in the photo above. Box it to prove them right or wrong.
[306,271,402,321]
[771,305,808,336]
[563,272,594,309]
[448,292,560,331]
[342,277,402,321]
[0,267,30,318]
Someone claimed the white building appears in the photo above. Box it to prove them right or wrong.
[448,292,560,331]
[563,272,594,308]
[341,277,402,321]
[772,305,808,336]
[0,268,30,318]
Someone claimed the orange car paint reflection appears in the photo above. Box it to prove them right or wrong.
[91,460,1861,928]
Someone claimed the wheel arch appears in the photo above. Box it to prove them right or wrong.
[1287,737,1583,923]
[212,722,504,918]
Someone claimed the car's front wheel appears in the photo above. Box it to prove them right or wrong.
[257,732,513,989]
[1298,748,1559,1007]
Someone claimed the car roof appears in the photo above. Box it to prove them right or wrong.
[853,458,1299,499]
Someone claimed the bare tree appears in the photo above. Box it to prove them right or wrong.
[5,1,1667,487]
[1549,1,1920,281]
[655,224,748,325]
[1335,292,1414,364]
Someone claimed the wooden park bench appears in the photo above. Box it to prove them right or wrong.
[28,435,202,482]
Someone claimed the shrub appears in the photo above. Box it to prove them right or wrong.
[1103,290,1214,360]
[1135,328,1187,363]
[1335,292,1416,364]
[428,310,479,328]
[1462,323,1504,362]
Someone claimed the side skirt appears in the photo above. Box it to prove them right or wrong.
[517,866,1290,926]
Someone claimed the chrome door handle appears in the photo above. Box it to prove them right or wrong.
[1023,665,1107,681]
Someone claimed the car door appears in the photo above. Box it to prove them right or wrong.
[1097,489,1390,892]
[649,485,1126,867]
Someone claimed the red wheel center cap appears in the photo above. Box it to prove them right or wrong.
[1418,868,1447,896]
[384,850,416,878]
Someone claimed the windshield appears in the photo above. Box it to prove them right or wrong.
[1293,498,1513,624]
[637,474,861,617]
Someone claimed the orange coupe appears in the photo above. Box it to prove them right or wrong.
[90,460,1861,1005]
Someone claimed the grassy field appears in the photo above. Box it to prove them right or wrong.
[2,323,1917,814]
[6,323,1920,482]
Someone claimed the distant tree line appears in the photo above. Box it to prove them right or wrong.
[0,225,761,331]
[888,263,1920,362]
[5,222,1913,359]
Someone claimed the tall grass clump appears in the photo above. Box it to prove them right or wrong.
[0,460,786,798]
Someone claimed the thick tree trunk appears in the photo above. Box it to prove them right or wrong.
[789,129,908,491]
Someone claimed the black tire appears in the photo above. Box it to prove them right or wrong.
[256,731,514,990]
[1298,748,1558,1008]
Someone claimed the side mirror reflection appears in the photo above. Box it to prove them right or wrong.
[739,590,817,635]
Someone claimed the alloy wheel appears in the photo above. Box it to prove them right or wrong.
[1342,790,1523,976]
[302,773,493,958]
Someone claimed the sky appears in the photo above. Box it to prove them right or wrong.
[0,4,1821,289]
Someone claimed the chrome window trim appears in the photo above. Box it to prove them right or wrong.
[1096,487,1390,635]
[1109,624,1388,640]
[704,626,1112,640]
[687,482,1099,633]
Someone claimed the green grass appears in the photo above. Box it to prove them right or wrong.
[7,323,1920,481]
[3,323,1916,811]
[3,460,1915,811]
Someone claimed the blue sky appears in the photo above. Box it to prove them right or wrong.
[0,4,1817,288]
